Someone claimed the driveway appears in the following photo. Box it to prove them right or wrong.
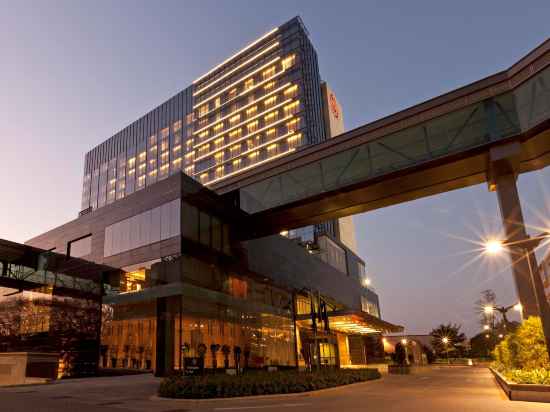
[1,367,548,411]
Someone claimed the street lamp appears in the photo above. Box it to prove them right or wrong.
[483,324,490,330]
[442,337,450,365]
[484,305,494,315]
[484,231,550,359]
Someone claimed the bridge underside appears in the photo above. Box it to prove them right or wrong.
[242,125,550,238]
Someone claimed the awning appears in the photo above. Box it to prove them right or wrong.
[297,310,403,334]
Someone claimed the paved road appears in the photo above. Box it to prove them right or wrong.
[1,367,548,411]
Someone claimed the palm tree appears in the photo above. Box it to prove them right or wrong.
[430,323,466,357]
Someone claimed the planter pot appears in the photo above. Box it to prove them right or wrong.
[490,367,550,403]
[388,365,411,375]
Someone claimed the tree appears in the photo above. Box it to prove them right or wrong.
[430,323,466,357]
[392,342,407,365]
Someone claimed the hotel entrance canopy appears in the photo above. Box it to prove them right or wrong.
[297,310,403,335]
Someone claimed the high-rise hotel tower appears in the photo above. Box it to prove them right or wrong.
[80,16,356,255]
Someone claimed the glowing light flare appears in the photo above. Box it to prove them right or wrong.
[485,239,504,255]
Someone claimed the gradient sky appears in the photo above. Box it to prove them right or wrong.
[1,1,549,337]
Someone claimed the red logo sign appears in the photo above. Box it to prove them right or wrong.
[329,93,339,119]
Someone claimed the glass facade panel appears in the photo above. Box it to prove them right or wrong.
[104,200,180,257]
[69,235,92,258]
[199,211,210,246]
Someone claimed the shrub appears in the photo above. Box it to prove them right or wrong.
[492,316,550,384]
[158,368,381,399]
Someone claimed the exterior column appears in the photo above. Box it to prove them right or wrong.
[488,143,538,317]
[155,296,175,377]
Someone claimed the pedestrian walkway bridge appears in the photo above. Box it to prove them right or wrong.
[212,39,550,238]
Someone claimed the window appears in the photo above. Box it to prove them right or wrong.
[229,128,242,141]
[214,137,224,149]
[199,211,210,246]
[104,199,180,257]
[264,111,278,124]
[185,165,194,175]
[244,78,254,90]
[213,123,223,134]
[229,114,240,126]
[230,144,241,156]
[214,97,221,108]
[232,158,241,170]
[286,118,300,133]
[247,121,258,134]
[69,235,92,258]
[264,95,277,108]
[215,166,224,179]
[214,151,224,163]
[161,127,169,139]
[267,143,278,156]
[198,104,208,117]
[287,133,302,149]
[265,128,277,140]
[262,66,276,80]
[282,54,296,70]
[228,88,237,100]
[246,106,257,118]
[173,120,182,133]
[284,84,298,98]
[284,101,300,117]
[264,81,275,92]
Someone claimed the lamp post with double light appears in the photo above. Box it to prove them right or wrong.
[484,232,550,359]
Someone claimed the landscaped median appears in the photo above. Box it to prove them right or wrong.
[158,368,381,399]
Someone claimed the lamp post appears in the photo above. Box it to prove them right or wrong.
[485,232,550,359]
[483,302,523,331]
[441,337,450,364]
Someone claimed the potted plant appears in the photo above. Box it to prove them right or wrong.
[221,344,231,369]
[389,342,411,374]
[210,344,220,370]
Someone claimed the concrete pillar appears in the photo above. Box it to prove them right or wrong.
[155,296,175,377]
[488,143,538,317]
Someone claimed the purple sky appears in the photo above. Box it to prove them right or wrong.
[1,1,549,337]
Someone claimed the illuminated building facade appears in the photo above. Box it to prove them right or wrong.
[80,17,324,210]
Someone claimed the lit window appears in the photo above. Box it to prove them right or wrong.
[160,139,169,152]
[198,104,208,117]
[228,88,238,100]
[244,78,254,90]
[200,173,209,183]
[284,101,300,117]
[230,144,241,156]
[161,127,169,139]
[264,111,278,124]
[199,130,209,140]
[229,114,241,126]
[247,139,255,150]
[214,137,224,149]
[161,151,169,163]
[149,134,157,146]
[198,145,210,157]
[128,168,135,175]
[284,84,298,98]
[215,152,224,163]
[282,54,296,70]
[137,175,146,187]
[267,143,278,156]
[262,66,276,80]
[173,144,182,154]
[215,166,224,178]
[186,139,194,150]
[286,118,300,133]
[138,151,146,162]
[248,151,259,161]
[172,157,182,168]
[149,145,157,155]
[185,165,194,175]
[266,128,277,139]
[287,133,302,148]
[173,120,182,133]
[213,123,224,134]
[214,97,221,108]
[246,106,257,118]
[264,81,275,92]
[264,95,277,108]
[138,163,146,172]
[186,113,194,125]
[229,128,242,141]
[247,121,258,134]
[232,158,241,169]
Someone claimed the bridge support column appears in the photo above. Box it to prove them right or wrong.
[488,142,538,318]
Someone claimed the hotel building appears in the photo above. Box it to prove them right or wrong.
[12,17,401,377]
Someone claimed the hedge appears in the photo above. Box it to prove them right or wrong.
[158,368,381,399]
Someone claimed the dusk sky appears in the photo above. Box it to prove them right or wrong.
[1,1,549,337]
